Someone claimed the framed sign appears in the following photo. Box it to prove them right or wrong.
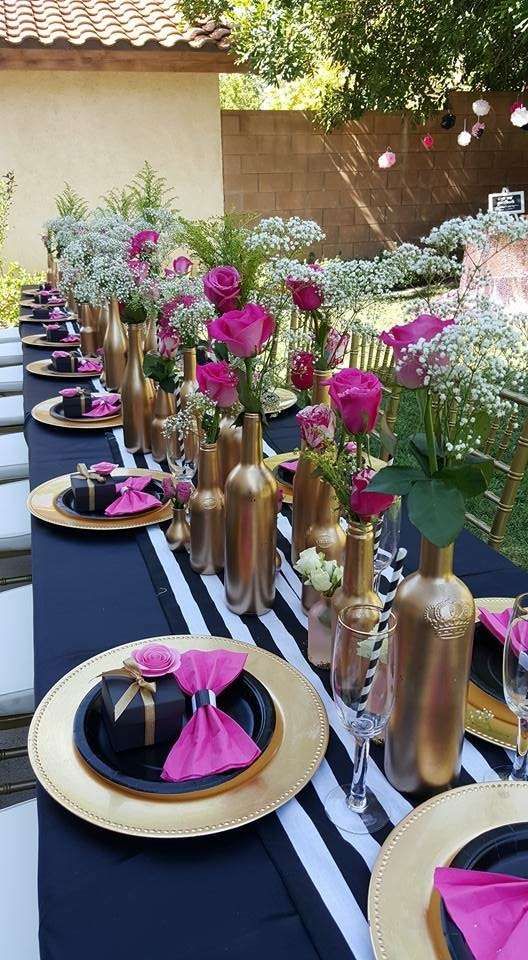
[488,187,525,215]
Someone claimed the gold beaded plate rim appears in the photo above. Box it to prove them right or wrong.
[464,597,516,750]
[368,780,528,960]
[27,468,172,531]
[271,387,297,415]
[31,396,123,430]
[28,635,329,838]
[26,359,99,380]
[22,334,80,350]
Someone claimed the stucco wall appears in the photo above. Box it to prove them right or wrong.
[0,70,224,269]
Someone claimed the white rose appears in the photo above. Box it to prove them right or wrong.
[309,568,333,593]
[294,547,322,579]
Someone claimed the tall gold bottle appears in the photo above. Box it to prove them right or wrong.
[144,317,157,355]
[178,348,199,463]
[103,297,127,391]
[330,522,379,633]
[189,442,225,575]
[96,303,108,349]
[121,323,155,453]
[384,538,475,796]
[291,370,331,564]
[47,252,58,287]
[67,291,78,315]
[225,413,277,615]
[302,481,346,611]
[151,387,175,462]
[79,303,98,356]
[218,416,243,487]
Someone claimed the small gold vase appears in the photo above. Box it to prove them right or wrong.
[189,442,225,575]
[218,416,243,487]
[121,323,155,453]
[178,347,199,463]
[384,537,475,797]
[330,522,379,634]
[151,387,175,463]
[79,303,98,356]
[144,317,158,355]
[165,506,190,553]
[303,481,346,611]
[291,370,331,564]
[225,413,277,615]
[103,297,127,392]
[47,252,58,287]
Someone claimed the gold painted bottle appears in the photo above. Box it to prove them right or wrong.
[330,522,379,634]
[189,442,225,575]
[384,537,475,797]
[67,291,78,315]
[151,387,175,463]
[96,302,108,349]
[79,303,98,356]
[178,347,199,463]
[47,252,58,287]
[225,413,277,615]
[144,317,157,355]
[218,415,243,487]
[302,481,346,612]
[103,297,127,391]
[165,507,190,553]
[291,369,331,564]
[121,323,155,453]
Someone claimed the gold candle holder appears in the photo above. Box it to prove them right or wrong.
[103,297,127,391]
[291,370,331,564]
[165,506,190,552]
[189,442,225,575]
[121,323,155,453]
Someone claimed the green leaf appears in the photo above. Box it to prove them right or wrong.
[436,463,489,498]
[366,465,423,495]
[409,432,432,474]
[378,412,397,456]
[408,479,466,547]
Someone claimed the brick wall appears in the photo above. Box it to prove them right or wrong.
[222,92,528,259]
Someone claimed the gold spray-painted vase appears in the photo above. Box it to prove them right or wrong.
[96,303,108,350]
[189,442,225,575]
[330,522,379,634]
[384,537,475,797]
[144,317,158,355]
[218,416,243,487]
[121,323,155,453]
[177,347,199,463]
[291,370,331,564]
[302,481,346,612]
[165,506,190,552]
[225,413,277,615]
[151,387,175,463]
[79,303,98,356]
[103,297,127,391]
[47,252,58,287]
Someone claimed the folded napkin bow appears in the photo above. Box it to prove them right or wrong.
[434,865,528,960]
[49,307,68,320]
[161,649,261,782]
[77,358,103,373]
[60,334,81,344]
[104,476,160,516]
[83,394,121,418]
[479,607,528,654]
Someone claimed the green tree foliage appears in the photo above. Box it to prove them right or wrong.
[54,182,89,218]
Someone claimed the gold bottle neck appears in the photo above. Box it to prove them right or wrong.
[314,480,339,525]
[183,347,197,381]
[419,538,454,577]
[312,370,331,406]
[198,443,220,488]
[342,522,374,593]
[241,414,263,465]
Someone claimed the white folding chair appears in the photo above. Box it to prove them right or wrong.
[0,341,22,366]
[0,800,39,958]
[0,365,23,394]
[0,433,28,480]
[0,584,34,731]
[0,480,31,553]
[0,327,21,344]
[0,395,24,429]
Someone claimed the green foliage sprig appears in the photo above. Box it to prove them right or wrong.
[174,212,268,302]
[55,183,88,219]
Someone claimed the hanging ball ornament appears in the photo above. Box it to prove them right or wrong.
[457,128,472,147]
[378,149,396,169]
[472,98,490,117]
[441,112,456,129]
[511,106,528,127]
[471,121,485,140]
[422,133,434,150]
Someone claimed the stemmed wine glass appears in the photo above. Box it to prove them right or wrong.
[165,423,196,481]
[503,592,528,781]
[325,603,397,834]
[373,498,401,593]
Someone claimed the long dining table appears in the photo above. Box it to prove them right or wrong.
[20,300,528,960]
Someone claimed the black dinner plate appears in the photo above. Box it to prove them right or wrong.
[74,670,276,795]
[56,477,166,520]
[440,822,528,959]
[470,621,505,702]
[50,400,120,422]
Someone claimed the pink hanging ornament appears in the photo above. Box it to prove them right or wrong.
[378,148,396,169]
[421,134,434,150]
[471,121,485,139]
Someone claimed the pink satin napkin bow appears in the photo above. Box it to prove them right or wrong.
[434,866,528,960]
[78,358,103,373]
[479,607,528,654]
[83,394,121,418]
[104,476,160,516]
[161,649,261,782]
[49,307,68,320]
[60,334,81,344]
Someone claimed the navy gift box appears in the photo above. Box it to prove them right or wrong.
[70,467,118,513]
[51,350,82,372]
[61,389,93,418]
[101,671,186,752]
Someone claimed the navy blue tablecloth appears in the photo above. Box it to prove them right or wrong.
[22,311,528,960]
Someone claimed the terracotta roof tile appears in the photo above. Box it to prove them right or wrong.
[0,2,232,50]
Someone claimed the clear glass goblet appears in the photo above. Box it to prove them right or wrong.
[503,592,528,781]
[325,603,397,834]
[166,428,196,481]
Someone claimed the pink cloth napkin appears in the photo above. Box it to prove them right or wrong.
[49,307,68,320]
[104,476,160,516]
[281,459,298,474]
[78,358,103,373]
[479,607,528,654]
[83,394,121,418]
[161,649,261,782]
[434,866,528,960]
[51,350,69,359]
[48,296,65,305]
[60,334,80,344]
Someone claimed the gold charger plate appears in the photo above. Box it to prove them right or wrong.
[31,397,123,430]
[19,315,68,325]
[22,334,80,350]
[269,387,297,416]
[28,634,328,837]
[464,596,516,750]
[368,780,528,960]
[263,450,388,505]
[26,359,98,380]
[27,468,172,531]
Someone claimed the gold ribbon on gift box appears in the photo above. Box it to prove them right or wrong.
[101,658,157,746]
[75,462,106,512]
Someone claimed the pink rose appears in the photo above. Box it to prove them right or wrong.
[132,643,181,677]
[324,328,349,368]
[291,351,315,390]
[172,256,193,275]
[208,303,275,358]
[197,361,239,407]
[380,314,455,388]
[350,468,396,520]
[203,266,241,312]
[286,265,324,311]
[326,368,382,434]
[296,404,335,449]
[157,328,180,359]
[176,481,193,505]
[129,230,159,258]
[89,462,117,476]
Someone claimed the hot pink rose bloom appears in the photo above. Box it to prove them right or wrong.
[203,266,241,312]
[132,643,181,677]
[128,230,159,259]
[208,303,275,358]
[296,404,335,449]
[157,328,180,359]
[326,368,382,434]
[286,264,324,311]
[291,350,315,390]
[380,314,455,388]
[176,481,193,505]
[197,361,239,407]
[324,328,349,368]
[350,468,396,521]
